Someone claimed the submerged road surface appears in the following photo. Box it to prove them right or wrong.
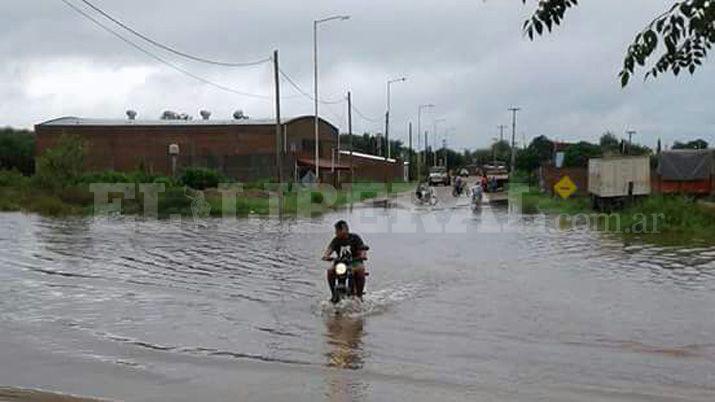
[1,196,715,401]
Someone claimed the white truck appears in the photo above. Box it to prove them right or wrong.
[588,156,651,211]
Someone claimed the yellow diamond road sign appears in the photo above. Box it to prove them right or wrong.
[554,175,577,199]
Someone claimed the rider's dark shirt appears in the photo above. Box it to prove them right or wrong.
[328,233,365,260]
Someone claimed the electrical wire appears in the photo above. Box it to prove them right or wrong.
[351,103,383,123]
[77,0,271,67]
[278,68,346,105]
[59,0,271,99]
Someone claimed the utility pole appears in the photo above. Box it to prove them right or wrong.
[408,122,413,182]
[273,50,283,215]
[626,130,636,155]
[433,118,446,167]
[442,138,447,170]
[313,20,319,182]
[313,15,350,183]
[385,77,407,159]
[425,130,429,169]
[492,137,498,166]
[498,125,507,143]
[508,107,521,173]
[347,91,353,183]
[417,104,434,178]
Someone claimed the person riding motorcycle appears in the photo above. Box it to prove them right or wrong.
[471,180,483,207]
[322,220,368,303]
[453,175,465,196]
[415,182,432,203]
[415,182,426,201]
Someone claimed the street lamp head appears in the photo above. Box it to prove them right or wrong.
[388,77,407,85]
[316,15,351,24]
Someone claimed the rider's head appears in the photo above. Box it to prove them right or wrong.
[334,220,349,239]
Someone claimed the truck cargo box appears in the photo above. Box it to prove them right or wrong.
[588,156,651,198]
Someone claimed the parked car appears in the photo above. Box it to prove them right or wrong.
[429,166,450,186]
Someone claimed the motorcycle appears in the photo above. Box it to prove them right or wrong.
[471,188,483,211]
[412,186,438,206]
[452,181,470,198]
[327,246,369,304]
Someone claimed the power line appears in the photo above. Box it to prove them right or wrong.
[278,68,345,105]
[77,0,271,67]
[59,0,271,99]
[351,103,382,123]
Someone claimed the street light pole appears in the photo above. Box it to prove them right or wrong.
[508,107,521,173]
[498,124,507,143]
[433,118,446,167]
[626,130,637,155]
[417,104,434,179]
[385,77,406,160]
[313,15,349,182]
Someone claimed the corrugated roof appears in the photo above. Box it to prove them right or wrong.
[339,150,397,163]
[37,115,333,128]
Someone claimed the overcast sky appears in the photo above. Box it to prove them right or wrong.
[1,0,713,149]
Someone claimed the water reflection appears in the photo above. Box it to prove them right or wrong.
[324,314,368,402]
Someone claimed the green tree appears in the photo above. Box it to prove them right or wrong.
[599,132,622,154]
[472,149,494,165]
[0,128,35,175]
[563,141,602,168]
[492,140,512,163]
[522,0,715,86]
[35,135,87,188]
[672,139,709,149]
[529,135,555,162]
[516,147,540,173]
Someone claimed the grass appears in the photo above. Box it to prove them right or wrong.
[0,170,415,218]
[514,184,715,243]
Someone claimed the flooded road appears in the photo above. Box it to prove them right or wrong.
[2,190,715,401]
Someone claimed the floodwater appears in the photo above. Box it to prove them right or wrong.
[1,190,715,401]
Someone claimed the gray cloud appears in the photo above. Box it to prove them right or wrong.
[0,0,712,149]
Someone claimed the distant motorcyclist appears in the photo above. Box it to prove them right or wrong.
[471,180,483,204]
[453,175,465,196]
[322,220,368,303]
[415,182,427,201]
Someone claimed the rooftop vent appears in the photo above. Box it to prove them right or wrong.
[126,110,137,120]
[200,110,211,120]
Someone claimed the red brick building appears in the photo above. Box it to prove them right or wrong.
[35,115,406,183]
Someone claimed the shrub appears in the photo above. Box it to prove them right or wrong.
[28,195,73,216]
[311,191,324,204]
[0,169,29,187]
[179,167,226,190]
[158,187,192,215]
[57,186,94,205]
[152,176,176,187]
[35,134,86,189]
[78,171,131,184]
[0,128,35,175]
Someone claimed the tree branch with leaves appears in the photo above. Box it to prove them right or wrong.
[522,0,715,86]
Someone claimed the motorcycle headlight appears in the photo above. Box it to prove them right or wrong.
[335,263,348,275]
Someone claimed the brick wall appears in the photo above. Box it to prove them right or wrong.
[35,117,337,181]
[339,153,404,182]
[541,166,589,196]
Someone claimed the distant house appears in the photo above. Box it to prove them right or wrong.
[35,115,404,183]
